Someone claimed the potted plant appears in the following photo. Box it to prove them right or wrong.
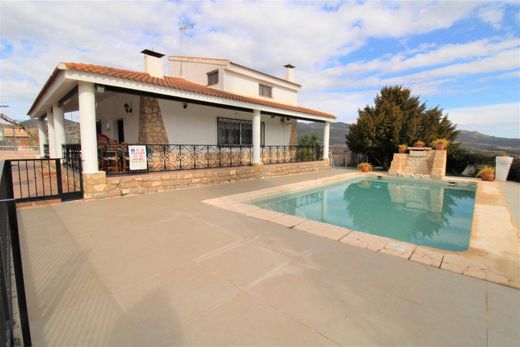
[398,144,408,153]
[413,140,425,148]
[358,162,372,172]
[432,138,449,150]
[496,153,513,181]
[477,166,495,182]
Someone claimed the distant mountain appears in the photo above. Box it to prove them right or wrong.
[20,119,77,126]
[297,121,520,155]
[456,130,520,155]
[297,122,350,146]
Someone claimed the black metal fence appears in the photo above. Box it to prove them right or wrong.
[96,144,323,175]
[9,147,83,202]
[0,161,32,346]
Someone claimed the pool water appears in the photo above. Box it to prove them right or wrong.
[251,177,477,251]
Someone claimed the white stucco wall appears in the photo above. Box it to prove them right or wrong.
[168,58,299,106]
[95,92,292,145]
[95,92,140,143]
[158,99,292,145]
[223,70,298,106]
[169,60,224,89]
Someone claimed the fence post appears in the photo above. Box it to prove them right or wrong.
[5,162,32,346]
[55,159,63,197]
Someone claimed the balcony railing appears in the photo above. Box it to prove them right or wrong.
[64,144,323,176]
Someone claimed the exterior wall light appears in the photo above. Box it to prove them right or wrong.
[124,103,132,114]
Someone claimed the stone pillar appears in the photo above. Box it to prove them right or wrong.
[78,81,99,173]
[46,109,56,158]
[53,104,66,158]
[37,116,47,157]
[138,97,169,144]
[431,150,447,179]
[252,109,261,165]
[323,121,330,159]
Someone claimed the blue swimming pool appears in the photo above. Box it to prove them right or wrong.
[251,176,477,251]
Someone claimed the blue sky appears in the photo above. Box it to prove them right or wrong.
[0,1,519,138]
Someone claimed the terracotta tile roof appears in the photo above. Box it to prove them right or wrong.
[62,63,334,119]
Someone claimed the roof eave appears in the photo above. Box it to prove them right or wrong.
[27,64,68,118]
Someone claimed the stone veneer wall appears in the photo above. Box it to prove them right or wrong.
[83,160,330,200]
[388,150,447,179]
[138,96,169,144]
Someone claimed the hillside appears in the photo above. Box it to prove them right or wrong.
[297,121,520,155]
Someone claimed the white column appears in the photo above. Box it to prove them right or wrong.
[323,121,330,160]
[37,117,47,157]
[78,81,99,173]
[252,109,261,165]
[53,104,66,158]
[47,109,56,158]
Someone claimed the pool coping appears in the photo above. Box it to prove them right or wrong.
[203,172,520,289]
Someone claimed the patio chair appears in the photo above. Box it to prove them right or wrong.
[101,145,119,174]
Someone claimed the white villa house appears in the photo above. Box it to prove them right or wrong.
[27,50,336,198]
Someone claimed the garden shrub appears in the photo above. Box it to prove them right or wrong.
[446,144,519,182]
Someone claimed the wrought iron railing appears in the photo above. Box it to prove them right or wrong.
[261,145,323,164]
[0,161,32,346]
[64,143,323,176]
[97,144,254,175]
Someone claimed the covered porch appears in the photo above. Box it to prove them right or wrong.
[28,65,333,179]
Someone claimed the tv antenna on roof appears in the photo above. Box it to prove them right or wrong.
[179,21,194,76]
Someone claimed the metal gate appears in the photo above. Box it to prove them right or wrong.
[8,152,83,203]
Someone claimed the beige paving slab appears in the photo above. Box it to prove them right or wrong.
[244,207,286,221]
[112,264,240,345]
[247,257,488,346]
[379,241,416,259]
[340,230,390,251]
[270,213,307,228]
[178,293,336,346]
[196,241,295,289]
[410,246,445,267]
[294,220,351,241]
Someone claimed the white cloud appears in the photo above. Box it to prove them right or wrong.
[478,5,505,29]
[447,103,520,138]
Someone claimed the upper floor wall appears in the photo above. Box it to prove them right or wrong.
[168,57,300,106]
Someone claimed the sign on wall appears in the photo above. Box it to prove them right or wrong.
[128,145,147,171]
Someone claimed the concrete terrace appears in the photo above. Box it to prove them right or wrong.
[18,169,520,346]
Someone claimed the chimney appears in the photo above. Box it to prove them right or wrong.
[284,63,295,82]
[141,49,165,78]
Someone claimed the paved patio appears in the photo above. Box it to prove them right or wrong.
[18,169,520,346]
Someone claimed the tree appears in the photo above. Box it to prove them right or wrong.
[298,134,321,161]
[346,86,458,168]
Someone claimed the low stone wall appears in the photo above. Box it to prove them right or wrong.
[388,149,447,179]
[83,160,330,200]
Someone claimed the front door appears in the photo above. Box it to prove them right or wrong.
[117,119,125,143]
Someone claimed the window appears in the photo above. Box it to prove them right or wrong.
[218,117,265,146]
[207,70,219,85]
[259,84,272,98]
